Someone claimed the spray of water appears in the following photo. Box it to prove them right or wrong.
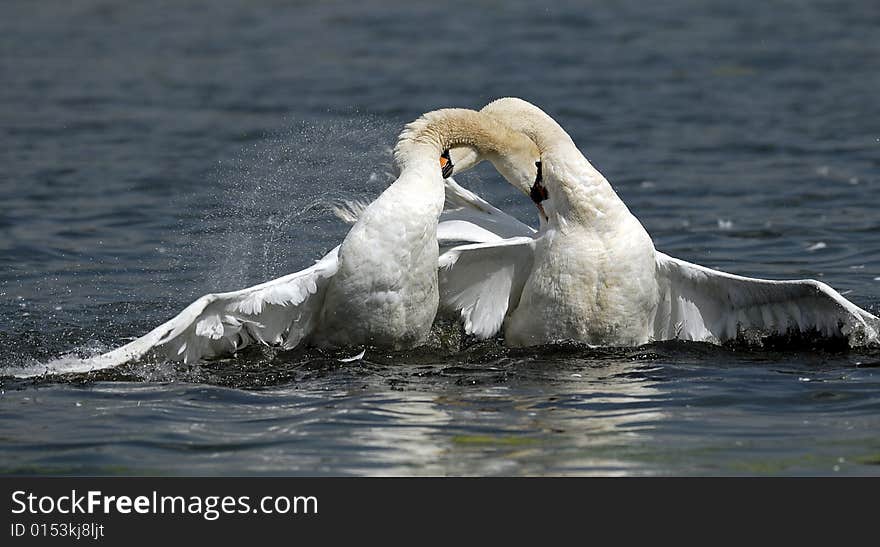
[198,115,401,291]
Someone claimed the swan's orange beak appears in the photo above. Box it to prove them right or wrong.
[439,149,454,179]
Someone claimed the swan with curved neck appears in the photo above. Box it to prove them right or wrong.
[310,108,538,349]
[21,107,540,376]
[438,98,879,347]
[484,97,660,345]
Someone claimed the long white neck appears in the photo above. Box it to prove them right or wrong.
[540,146,631,231]
[481,98,632,230]
[394,108,537,193]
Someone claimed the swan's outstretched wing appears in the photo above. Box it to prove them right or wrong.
[438,237,535,339]
[437,220,506,245]
[654,252,880,345]
[333,177,536,246]
[105,246,340,365]
[440,178,536,240]
[18,247,341,377]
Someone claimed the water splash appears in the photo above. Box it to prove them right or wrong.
[200,115,400,291]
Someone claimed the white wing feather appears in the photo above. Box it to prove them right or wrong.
[333,177,536,246]
[20,247,342,377]
[654,252,880,345]
[438,237,535,339]
[439,178,536,240]
[437,220,504,245]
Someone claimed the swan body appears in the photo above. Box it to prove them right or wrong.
[437,98,880,347]
[311,163,444,348]
[504,210,659,347]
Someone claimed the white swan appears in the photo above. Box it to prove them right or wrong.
[19,108,540,377]
[436,98,880,347]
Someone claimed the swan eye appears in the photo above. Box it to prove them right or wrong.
[439,149,454,179]
[530,161,548,204]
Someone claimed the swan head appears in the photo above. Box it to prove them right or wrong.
[444,127,540,197]
[480,97,624,225]
[476,98,574,223]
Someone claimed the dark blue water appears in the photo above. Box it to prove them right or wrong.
[2,0,879,475]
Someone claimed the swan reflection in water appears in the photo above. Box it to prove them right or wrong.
[333,359,667,476]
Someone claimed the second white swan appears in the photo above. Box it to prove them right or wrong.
[437,98,880,347]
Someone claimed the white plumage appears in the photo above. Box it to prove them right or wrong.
[652,252,878,344]
[88,245,341,368]
[438,237,535,338]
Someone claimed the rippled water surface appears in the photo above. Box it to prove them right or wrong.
[2,0,879,475]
